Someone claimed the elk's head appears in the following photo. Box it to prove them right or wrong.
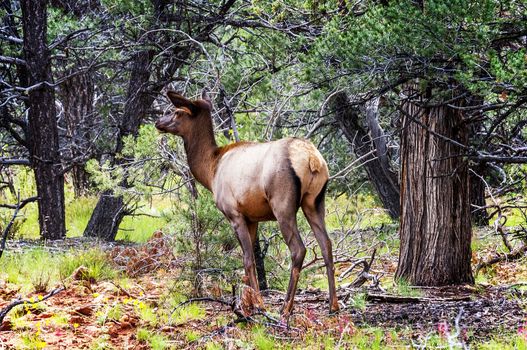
[155,91,211,136]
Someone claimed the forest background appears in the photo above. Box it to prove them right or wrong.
[1,0,527,349]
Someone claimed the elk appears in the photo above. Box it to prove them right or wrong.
[155,91,339,318]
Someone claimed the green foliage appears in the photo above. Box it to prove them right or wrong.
[391,278,424,298]
[170,303,206,326]
[166,185,239,290]
[1,249,58,292]
[58,249,118,282]
[349,292,367,310]
[65,196,98,237]
[251,325,276,350]
[136,328,169,350]
[306,0,526,98]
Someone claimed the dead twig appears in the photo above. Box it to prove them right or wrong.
[475,244,527,275]
[339,248,381,289]
[0,287,65,324]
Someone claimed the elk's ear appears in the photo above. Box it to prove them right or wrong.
[167,91,196,110]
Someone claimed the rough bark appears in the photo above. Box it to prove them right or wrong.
[21,0,66,240]
[59,69,95,197]
[332,92,400,219]
[396,88,474,285]
[83,190,126,241]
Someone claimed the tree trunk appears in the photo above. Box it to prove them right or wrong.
[332,92,400,219]
[253,235,268,290]
[396,89,474,285]
[83,190,126,241]
[21,0,66,240]
[59,69,95,197]
[83,50,154,240]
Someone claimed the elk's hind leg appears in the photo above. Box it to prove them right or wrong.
[269,191,306,318]
[302,193,340,314]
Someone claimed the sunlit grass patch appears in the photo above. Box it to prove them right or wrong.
[251,325,276,350]
[59,249,118,282]
[136,328,169,350]
[20,331,47,350]
[96,302,124,325]
[1,249,60,292]
[65,196,97,237]
[134,301,158,326]
[170,303,206,325]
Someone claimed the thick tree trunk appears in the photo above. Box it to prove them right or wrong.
[59,69,95,197]
[21,0,66,240]
[83,190,126,241]
[396,90,474,285]
[332,92,400,219]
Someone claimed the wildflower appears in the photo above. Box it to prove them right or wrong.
[518,323,527,339]
[437,321,449,338]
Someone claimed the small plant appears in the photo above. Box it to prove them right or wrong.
[59,249,117,282]
[205,341,223,350]
[20,332,47,350]
[184,330,200,342]
[349,292,367,310]
[251,326,276,350]
[31,271,50,293]
[90,334,114,350]
[134,300,158,326]
[136,328,168,350]
[170,303,205,325]
[97,303,123,325]
[391,278,423,298]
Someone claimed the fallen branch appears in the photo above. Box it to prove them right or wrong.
[475,244,527,275]
[366,293,471,303]
[0,287,65,324]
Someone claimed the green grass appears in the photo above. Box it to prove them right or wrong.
[389,278,424,298]
[65,196,98,237]
[137,329,169,350]
[1,249,59,292]
[0,248,118,293]
[251,325,276,350]
[13,193,169,242]
[170,303,206,325]
[59,249,118,282]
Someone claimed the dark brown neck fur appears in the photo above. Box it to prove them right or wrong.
[182,113,218,191]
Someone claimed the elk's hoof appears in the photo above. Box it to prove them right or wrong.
[329,304,340,316]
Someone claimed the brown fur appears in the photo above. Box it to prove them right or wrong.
[155,92,339,318]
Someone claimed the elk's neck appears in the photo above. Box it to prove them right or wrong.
[182,120,218,191]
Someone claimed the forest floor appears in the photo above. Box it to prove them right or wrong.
[1,231,526,349]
